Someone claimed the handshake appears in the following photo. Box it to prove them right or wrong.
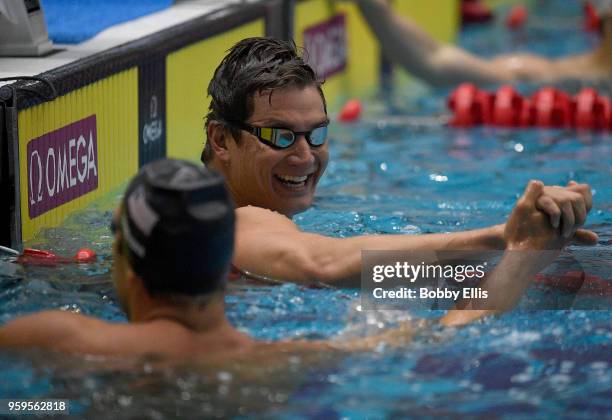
[441,180,596,324]
[505,180,597,252]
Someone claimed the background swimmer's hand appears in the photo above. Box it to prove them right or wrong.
[536,181,593,238]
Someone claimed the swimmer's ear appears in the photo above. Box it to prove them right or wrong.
[126,270,149,299]
[207,121,231,163]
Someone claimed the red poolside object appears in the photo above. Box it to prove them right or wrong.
[338,99,362,122]
[535,271,612,297]
[584,2,600,31]
[16,247,97,266]
[461,0,494,25]
[492,85,524,126]
[535,271,585,293]
[22,248,59,259]
[18,248,70,265]
[506,5,527,29]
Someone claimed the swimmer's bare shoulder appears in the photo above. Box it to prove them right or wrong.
[235,205,298,232]
[233,205,317,281]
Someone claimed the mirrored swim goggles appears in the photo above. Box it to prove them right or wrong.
[228,120,329,149]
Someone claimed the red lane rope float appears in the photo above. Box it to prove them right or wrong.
[506,5,527,29]
[447,83,494,127]
[535,271,612,297]
[575,88,611,130]
[584,1,601,31]
[492,85,524,127]
[338,99,363,122]
[448,84,612,130]
[532,87,573,128]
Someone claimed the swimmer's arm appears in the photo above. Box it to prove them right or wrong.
[298,226,506,286]
[235,206,504,286]
[440,250,548,326]
[354,0,515,85]
[235,181,595,286]
[0,311,83,350]
[239,324,418,376]
[274,320,422,354]
[441,181,575,326]
[330,319,426,351]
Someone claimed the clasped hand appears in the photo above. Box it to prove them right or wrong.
[505,180,597,251]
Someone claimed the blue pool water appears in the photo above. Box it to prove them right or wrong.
[1,1,611,418]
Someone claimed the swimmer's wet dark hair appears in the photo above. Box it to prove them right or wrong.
[119,159,235,298]
[201,37,327,163]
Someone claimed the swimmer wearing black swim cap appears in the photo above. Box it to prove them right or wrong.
[114,159,235,297]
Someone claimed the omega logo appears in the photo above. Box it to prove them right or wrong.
[143,94,162,145]
[27,115,99,218]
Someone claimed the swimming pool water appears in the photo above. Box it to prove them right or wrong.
[1,1,611,418]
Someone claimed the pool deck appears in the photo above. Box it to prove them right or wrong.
[0,0,248,85]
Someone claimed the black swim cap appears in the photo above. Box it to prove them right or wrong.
[119,159,235,296]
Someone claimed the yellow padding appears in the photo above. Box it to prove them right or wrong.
[393,0,459,44]
[18,69,138,243]
[166,19,265,162]
[392,0,460,88]
[484,0,531,8]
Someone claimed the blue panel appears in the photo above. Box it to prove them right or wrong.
[42,0,174,44]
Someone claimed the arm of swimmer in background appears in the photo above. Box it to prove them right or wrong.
[440,181,598,326]
[493,50,611,82]
[353,0,515,86]
[354,0,610,84]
